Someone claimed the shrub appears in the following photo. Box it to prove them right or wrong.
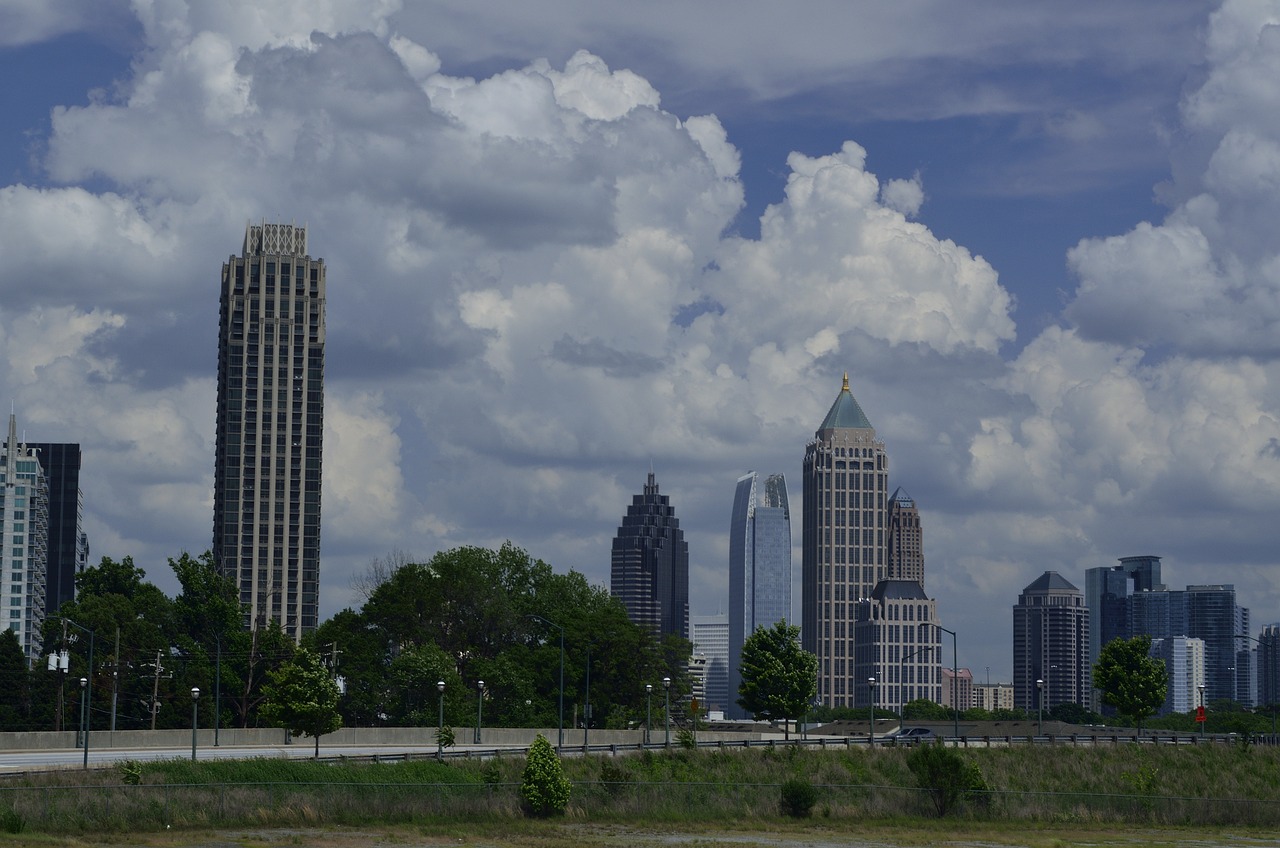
[599,758,634,796]
[119,760,143,786]
[0,808,24,834]
[676,728,697,749]
[779,778,818,818]
[436,725,455,751]
[520,734,571,817]
[907,741,988,817]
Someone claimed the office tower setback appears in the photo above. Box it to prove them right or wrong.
[852,579,941,710]
[1012,571,1090,712]
[803,374,889,708]
[728,471,792,718]
[1,415,48,664]
[1185,584,1250,706]
[610,472,689,640]
[29,443,88,615]
[691,613,729,715]
[213,222,326,640]
[886,489,923,584]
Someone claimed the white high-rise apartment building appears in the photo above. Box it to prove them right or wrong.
[1150,636,1206,715]
[692,613,729,716]
[213,223,326,639]
[1,414,48,665]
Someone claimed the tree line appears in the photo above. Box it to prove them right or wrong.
[0,543,692,734]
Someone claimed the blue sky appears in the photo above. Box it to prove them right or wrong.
[3,0,1280,684]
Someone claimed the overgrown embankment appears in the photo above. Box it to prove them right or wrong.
[2,741,1279,834]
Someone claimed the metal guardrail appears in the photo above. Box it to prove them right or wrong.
[314,730,1272,766]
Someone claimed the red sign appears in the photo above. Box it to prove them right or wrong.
[1196,705,1206,723]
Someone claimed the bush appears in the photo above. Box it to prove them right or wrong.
[907,741,988,817]
[779,778,818,818]
[436,725,455,751]
[599,758,634,796]
[0,808,24,834]
[119,760,143,786]
[520,734,571,817]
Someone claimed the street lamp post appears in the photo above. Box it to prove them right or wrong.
[1199,683,1207,737]
[584,647,591,748]
[663,676,671,747]
[436,680,446,758]
[527,614,565,749]
[474,680,485,745]
[645,684,653,746]
[868,678,877,747]
[936,625,959,739]
[191,688,200,761]
[1036,678,1044,737]
[78,678,87,751]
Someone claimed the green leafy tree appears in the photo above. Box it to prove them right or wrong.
[1049,701,1102,726]
[0,630,30,730]
[1093,635,1168,731]
[520,734,571,816]
[903,698,951,721]
[260,646,342,757]
[736,619,817,739]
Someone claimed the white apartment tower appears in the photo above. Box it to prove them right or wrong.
[213,223,326,640]
[1,414,48,665]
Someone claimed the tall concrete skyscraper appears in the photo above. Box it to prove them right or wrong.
[29,443,88,616]
[610,472,689,640]
[213,223,326,640]
[886,488,923,584]
[1084,555,1165,710]
[1012,571,1089,712]
[803,374,889,708]
[1,415,48,664]
[728,471,792,718]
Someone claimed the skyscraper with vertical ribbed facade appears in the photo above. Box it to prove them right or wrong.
[610,472,689,640]
[803,374,889,708]
[728,471,791,718]
[886,488,923,584]
[1012,571,1090,711]
[214,223,326,640]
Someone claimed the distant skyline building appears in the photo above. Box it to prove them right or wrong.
[853,579,941,711]
[213,222,326,640]
[1259,625,1280,708]
[1084,555,1165,710]
[1149,636,1205,715]
[1012,571,1090,712]
[1,414,49,665]
[29,443,88,616]
[691,613,729,716]
[885,488,923,584]
[728,471,792,719]
[940,667,973,712]
[610,471,689,640]
[972,682,1015,712]
[803,374,889,709]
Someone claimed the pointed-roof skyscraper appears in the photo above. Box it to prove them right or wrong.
[803,374,890,708]
[610,472,689,640]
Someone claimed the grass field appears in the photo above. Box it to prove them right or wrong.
[1,741,1279,840]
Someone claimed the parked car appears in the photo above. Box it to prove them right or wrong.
[892,727,937,742]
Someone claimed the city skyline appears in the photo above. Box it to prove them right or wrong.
[4,1,1280,681]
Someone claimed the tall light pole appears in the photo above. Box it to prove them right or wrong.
[645,684,653,745]
[663,676,671,747]
[527,614,565,749]
[190,688,200,761]
[584,646,591,748]
[474,680,485,745]
[936,624,959,738]
[78,678,88,752]
[436,680,446,758]
[868,677,877,747]
[1036,678,1044,736]
[1199,682,1207,737]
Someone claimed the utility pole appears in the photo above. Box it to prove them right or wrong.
[149,649,164,730]
[110,627,120,732]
